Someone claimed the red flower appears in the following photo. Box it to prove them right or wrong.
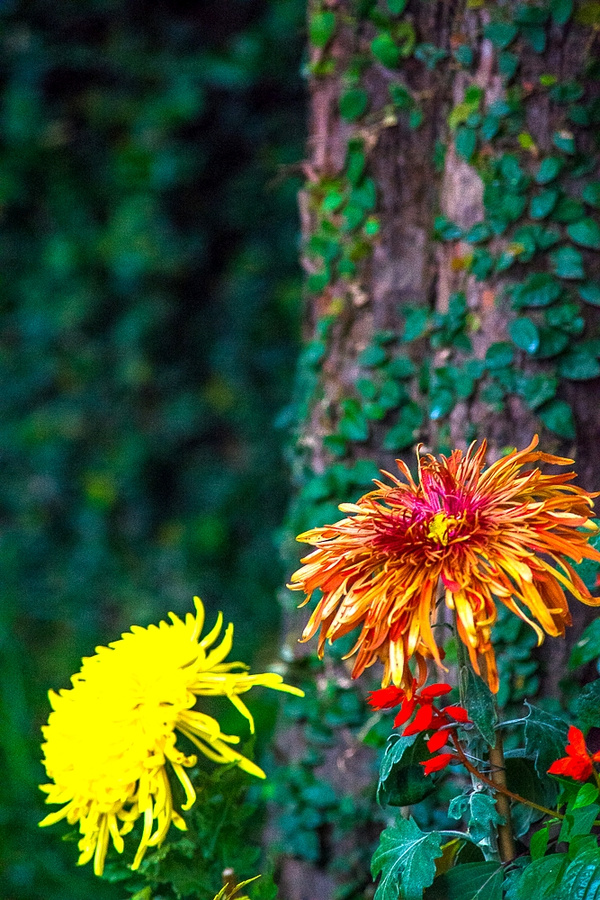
[421,753,454,776]
[548,725,600,782]
[367,686,405,709]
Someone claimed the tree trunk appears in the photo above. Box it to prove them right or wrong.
[275,2,600,896]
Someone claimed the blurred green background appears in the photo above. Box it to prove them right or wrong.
[0,1,305,897]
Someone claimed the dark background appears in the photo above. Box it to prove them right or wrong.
[0,1,305,897]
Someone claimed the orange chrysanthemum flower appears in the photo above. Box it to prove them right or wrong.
[289,436,600,693]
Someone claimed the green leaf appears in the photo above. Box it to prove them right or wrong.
[403,307,430,341]
[338,398,369,441]
[388,83,413,109]
[551,245,585,279]
[553,130,576,154]
[470,248,494,280]
[524,703,569,777]
[506,853,567,900]
[534,156,563,184]
[371,33,400,68]
[538,398,575,437]
[464,222,492,244]
[558,349,600,380]
[508,317,540,353]
[582,181,600,209]
[386,355,416,379]
[517,372,558,410]
[575,678,600,731]
[459,665,497,747]
[377,732,437,807]
[510,273,562,308]
[557,845,600,900]
[483,23,518,48]
[570,619,600,669]
[425,861,503,900]
[453,45,474,68]
[498,51,519,80]
[504,754,559,837]
[534,328,570,358]
[485,342,514,370]
[568,217,600,249]
[309,11,336,48]
[387,0,408,13]
[529,188,559,219]
[371,818,443,900]
[456,126,477,161]
[577,279,600,305]
[553,196,585,223]
[429,388,454,420]
[383,402,423,451]
[550,0,574,24]
[339,88,369,122]
[529,824,550,860]
[559,802,600,843]
[574,783,600,809]
[358,345,388,367]
[346,146,367,185]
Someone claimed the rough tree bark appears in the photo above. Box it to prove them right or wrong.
[275,2,600,896]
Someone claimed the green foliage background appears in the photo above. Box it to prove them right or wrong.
[0,1,304,897]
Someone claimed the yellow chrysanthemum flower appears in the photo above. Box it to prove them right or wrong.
[289,436,600,694]
[39,597,303,877]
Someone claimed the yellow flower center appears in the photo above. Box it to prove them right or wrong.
[427,512,458,546]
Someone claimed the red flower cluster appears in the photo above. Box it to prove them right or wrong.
[368,681,469,776]
[548,726,600,782]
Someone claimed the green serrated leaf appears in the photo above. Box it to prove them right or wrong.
[459,665,497,747]
[372,818,443,900]
[568,217,600,249]
[575,679,600,731]
[523,703,569,777]
[508,317,540,353]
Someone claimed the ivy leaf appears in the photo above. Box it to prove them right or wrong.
[534,156,563,184]
[570,620,600,669]
[358,345,387,367]
[456,126,477,161]
[371,33,400,68]
[535,327,570,358]
[529,188,559,219]
[387,0,408,13]
[578,282,600,306]
[582,181,600,209]
[558,349,600,380]
[309,11,336,48]
[371,818,443,900]
[538,398,575,438]
[551,245,585,279]
[485,342,514,370]
[483,23,518,48]
[339,88,369,122]
[403,307,430,341]
[429,388,455,420]
[508,317,540,353]
[460,665,497,747]
[338,398,369,441]
[553,195,585,223]
[568,217,600,249]
[510,273,562,308]
[517,372,558,410]
[553,130,576,154]
[550,0,574,24]
[523,703,569,777]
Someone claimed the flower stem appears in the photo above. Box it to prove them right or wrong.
[450,734,564,824]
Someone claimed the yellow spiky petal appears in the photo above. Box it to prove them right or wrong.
[39,597,303,876]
